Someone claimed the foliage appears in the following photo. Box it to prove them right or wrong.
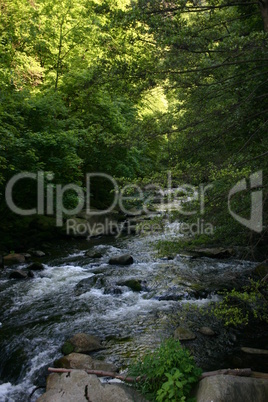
[0,0,268,252]
[129,338,202,401]
[212,279,268,326]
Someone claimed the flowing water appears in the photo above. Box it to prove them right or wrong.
[0,223,257,401]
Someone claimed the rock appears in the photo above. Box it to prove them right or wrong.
[85,250,103,258]
[27,270,34,278]
[103,287,123,295]
[158,292,185,301]
[75,275,105,296]
[36,371,148,402]
[31,250,46,257]
[174,327,196,341]
[22,253,32,259]
[194,375,268,402]
[0,255,3,268]
[198,327,216,336]
[109,254,134,266]
[54,353,117,372]
[9,270,28,279]
[192,247,234,259]
[177,252,198,259]
[27,262,45,271]
[241,347,268,356]
[4,253,25,265]
[62,333,103,355]
[118,279,142,292]
[253,263,268,279]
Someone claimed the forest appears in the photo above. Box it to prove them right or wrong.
[0,0,267,254]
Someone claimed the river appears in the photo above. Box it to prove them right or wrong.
[0,220,259,401]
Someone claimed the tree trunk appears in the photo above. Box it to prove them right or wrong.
[259,0,268,32]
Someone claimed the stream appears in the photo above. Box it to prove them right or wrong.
[0,219,260,401]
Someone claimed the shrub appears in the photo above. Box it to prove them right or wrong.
[129,338,202,401]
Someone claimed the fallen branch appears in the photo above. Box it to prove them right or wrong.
[48,367,137,383]
[48,367,268,382]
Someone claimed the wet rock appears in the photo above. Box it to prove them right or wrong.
[27,262,45,271]
[174,326,196,341]
[109,254,134,266]
[54,353,117,372]
[9,270,28,279]
[85,250,103,259]
[75,275,105,296]
[31,250,46,257]
[4,253,25,265]
[22,253,32,259]
[158,293,185,301]
[104,286,123,295]
[177,252,198,259]
[194,375,268,402]
[118,279,142,292]
[62,333,103,355]
[198,327,216,336]
[36,371,148,402]
[27,270,34,278]
[192,247,235,259]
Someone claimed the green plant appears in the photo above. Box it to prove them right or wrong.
[129,338,201,401]
[212,279,268,327]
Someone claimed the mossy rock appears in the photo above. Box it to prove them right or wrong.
[61,341,75,355]
[118,279,142,292]
[62,333,103,355]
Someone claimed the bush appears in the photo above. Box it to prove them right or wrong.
[128,338,202,401]
[212,279,268,327]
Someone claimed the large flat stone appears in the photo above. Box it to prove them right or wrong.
[36,371,147,402]
[195,375,268,402]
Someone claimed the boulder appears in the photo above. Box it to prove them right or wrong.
[192,248,234,259]
[75,275,105,296]
[198,327,216,336]
[22,253,32,259]
[194,375,268,402]
[54,353,117,372]
[9,270,28,279]
[174,327,196,341]
[109,254,134,266]
[27,262,45,271]
[62,333,103,355]
[4,254,25,265]
[85,250,103,259]
[31,250,46,257]
[36,371,148,402]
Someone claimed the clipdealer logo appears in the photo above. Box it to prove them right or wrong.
[228,170,263,233]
